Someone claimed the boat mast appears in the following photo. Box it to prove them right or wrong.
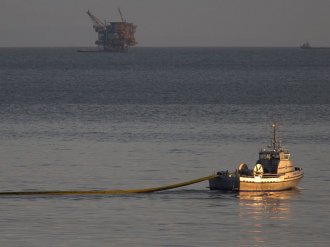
[271,123,279,150]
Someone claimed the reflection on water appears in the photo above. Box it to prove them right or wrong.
[238,190,300,216]
[238,190,300,246]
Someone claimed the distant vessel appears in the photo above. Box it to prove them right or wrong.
[300,41,312,49]
[80,9,137,52]
[209,123,304,192]
[299,42,330,50]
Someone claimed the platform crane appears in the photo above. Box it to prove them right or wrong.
[86,10,106,32]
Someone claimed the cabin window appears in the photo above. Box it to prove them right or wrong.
[280,153,290,160]
[259,153,271,160]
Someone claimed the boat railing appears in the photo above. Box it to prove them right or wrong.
[241,173,282,178]
[262,173,282,178]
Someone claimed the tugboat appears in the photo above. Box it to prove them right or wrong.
[209,123,303,192]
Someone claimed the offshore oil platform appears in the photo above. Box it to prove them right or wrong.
[82,9,137,52]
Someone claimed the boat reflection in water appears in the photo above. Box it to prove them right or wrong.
[237,189,301,245]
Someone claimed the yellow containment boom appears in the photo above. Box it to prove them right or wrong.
[0,174,218,196]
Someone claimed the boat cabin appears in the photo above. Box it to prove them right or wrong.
[257,148,291,174]
[237,124,296,176]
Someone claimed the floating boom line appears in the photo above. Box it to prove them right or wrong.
[0,174,218,196]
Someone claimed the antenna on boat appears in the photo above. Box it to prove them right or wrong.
[271,123,280,150]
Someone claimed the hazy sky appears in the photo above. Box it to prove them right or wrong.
[1,0,330,47]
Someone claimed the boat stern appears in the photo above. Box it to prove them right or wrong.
[209,171,239,191]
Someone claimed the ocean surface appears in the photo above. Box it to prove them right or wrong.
[0,47,329,246]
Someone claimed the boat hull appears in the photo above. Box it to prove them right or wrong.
[209,172,303,192]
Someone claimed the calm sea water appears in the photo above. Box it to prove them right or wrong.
[0,47,329,246]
